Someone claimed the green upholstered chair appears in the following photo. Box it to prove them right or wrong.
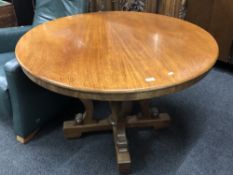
[0,0,88,143]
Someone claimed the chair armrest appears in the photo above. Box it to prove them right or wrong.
[4,59,77,137]
[0,25,32,53]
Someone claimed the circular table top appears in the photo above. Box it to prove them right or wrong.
[16,12,219,101]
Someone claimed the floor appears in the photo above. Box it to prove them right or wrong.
[0,66,233,175]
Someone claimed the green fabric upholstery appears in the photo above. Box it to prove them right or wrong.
[4,59,77,137]
[0,26,31,119]
[33,0,89,25]
[0,0,88,139]
[0,0,89,139]
[0,26,32,53]
[0,52,15,77]
[0,86,11,118]
[0,52,14,118]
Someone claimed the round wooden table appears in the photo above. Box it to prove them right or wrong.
[16,12,218,173]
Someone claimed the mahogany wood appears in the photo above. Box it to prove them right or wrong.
[110,101,131,174]
[63,99,171,174]
[80,99,96,124]
[63,112,170,138]
[16,12,218,101]
[15,11,218,173]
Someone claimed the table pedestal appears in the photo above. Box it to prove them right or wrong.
[63,99,171,174]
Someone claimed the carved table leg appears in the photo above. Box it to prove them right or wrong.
[80,99,96,124]
[139,100,159,118]
[136,100,170,129]
[110,102,131,174]
[63,99,171,174]
[64,99,112,138]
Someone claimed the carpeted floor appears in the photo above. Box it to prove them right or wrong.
[1,66,233,175]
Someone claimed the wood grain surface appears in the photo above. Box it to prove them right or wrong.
[16,12,219,101]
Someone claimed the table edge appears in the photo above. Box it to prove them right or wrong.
[22,67,210,101]
[16,12,219,101]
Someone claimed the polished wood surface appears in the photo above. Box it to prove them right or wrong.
[16,12,218,101]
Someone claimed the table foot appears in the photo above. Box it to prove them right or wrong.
[64,99,105,138]
[113,123,131,174]
[64,118,112,138]
[127,113,171,129]
[110,102,132,174]
[64,113,170,138]
[63,99,171,173]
